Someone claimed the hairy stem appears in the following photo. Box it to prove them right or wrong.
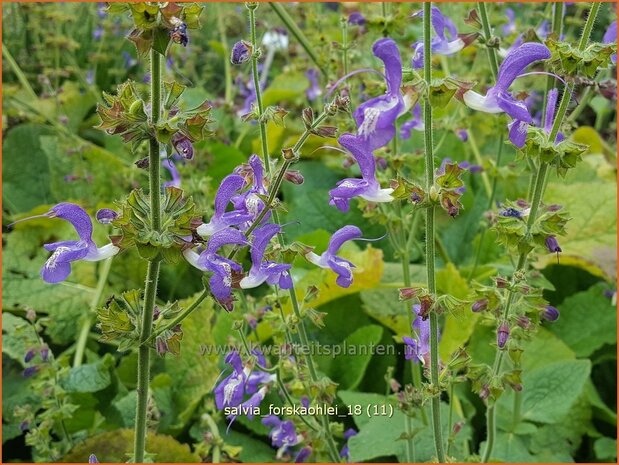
[216,4,232,104]
[133,48,163,464]
[477,3,499,78]
[247,4,271,176]
[482,5,601,459]
[73,257,113,367]
[423,3,446,462]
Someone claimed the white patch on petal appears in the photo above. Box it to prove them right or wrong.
[246,194,261,215]
[197,222,215,238]
[463,90,502,113]
[339,180,360,188]
[46,246,71,270]
[305,251,328,269]
[223,374,243,406]
[358,107,381,137]
[239,273,265,289]
[361,187,395,203]
[221,262,232,287]
[183,249,202,270]
[85,243,120,261]
[435,38,465,55]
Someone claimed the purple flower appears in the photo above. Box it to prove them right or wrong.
[95,208,118,224]
[36,203,119,283]
[305,225,362,288]
[545,235,562,253]
[238,386,268,419]
[93,25,104,41]
[24,348,36,363]
[456,128,469,142]
[23,366,39,378]
[500,207,523,218]
[542,305,560,322]
[400,102,424,139]
[89,454,99,464]
[603,21,617,64]
[508,87,565,148]
[170,22,189,47]
[471,299,488,312]
[162,158,181,188]
[411,6,471,68]
[197,174,252,237]
[403,304,431,363]
[214,351,250,410]
[305,68,322,101]
[353,38,404,150]
[503,8,516,35]
[231,40,252,65]
[497,322,510,349]
[40,345,49,361]
[262,415,299,448]
[183,228,248,311]
[171,132,194,159]
[232,155,270,228]
[348,11,366,26]
[340,428,358,460]
[463,42,550,122]
[329,133,394,212]
[96,2,107,18]
[294,447,312,463]
[239,224,293,290]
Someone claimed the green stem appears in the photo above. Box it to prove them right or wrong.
[578,1,601,51]
[423,3,446,462]
[133,48,163,464]
[512,389,523,431]
[202,413,221,463]
[268,3,328,78]
[466,130,492,198]
[446,383,455,457]
[477,3,499,79]
[341,18,349,77]
[542,3,565,123]
[2,42,38,100]
[73,257,113,367]
[248,4,271,176]
[405,415,415,462]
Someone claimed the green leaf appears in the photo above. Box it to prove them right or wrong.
[549,283,616,357]
[536,181,617,280]
[2,313,40,366]
[481,432,535,462]
[152,27,171,56]
[328,325,383,390]
[521,360,591,423]
[594,437,617,461]
[262,71,308,107]
[63,354,114,393]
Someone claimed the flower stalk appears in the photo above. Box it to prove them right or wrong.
[481,4,600,462]
[133,47,163,464]
[423,3,446,462]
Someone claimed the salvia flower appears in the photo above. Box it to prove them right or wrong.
[162,159,181,188]
[471,298,488,312]
[497,322,510,349]
[89,454,99,464]
[214,351,251,410]
[197,174,252,237]
[294,447,312,463]
[305,225,362,288]
[463,42,551,123]
[24,348,36,363]
[545,235,562,253]
[403,304,431,363]
[240,224,293,290]
[31,203,120,283]
[353,38,404,150]
[183,228,248,311]
[329,133,394,212]
[542,305,560,322]
[305,68,322,101]
[411,6,475,68]
[348,11,366,26]
[95,208,118,224]
[508,87,565,148]
[262,415,300,449]
[456,128,469,142]
[232,155,270,228]
[340,428,358,460]
[171,132,194,159]
[231,40,253,65]
[603,21,617,64]
[170,21,189,47]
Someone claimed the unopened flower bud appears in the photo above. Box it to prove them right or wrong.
[40,345,49,362]
[497,322,510,349]
[479,384,490,400]
[24,349,36,363]
[19,420,29,432]
[545,235,562,253]
[471,298,488,312]
[453,421,464,435]
[26,308,37,322]
[389,378,401,393]
[542,305,560,322]
[135,157,150,169]
[376,156,388,170]
[23,366,39,378]
[96,208,118,225]
[495,277,509,288]
[399,287,418,300]
[302,107,314,128]
[172,132,194,160]
[516,315,531,329]
[284,170,304,185]
[231,41,252,65]
[156,338,169,356]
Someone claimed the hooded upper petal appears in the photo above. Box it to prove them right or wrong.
[327,225,362,256]
[50,203,94,243]
[495,42,551,92]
